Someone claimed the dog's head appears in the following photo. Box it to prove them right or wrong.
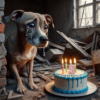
[5,10,54,48]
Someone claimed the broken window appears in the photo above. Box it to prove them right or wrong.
[74,0,100,28]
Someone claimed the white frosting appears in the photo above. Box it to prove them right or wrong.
[54,69,87,91]
[57,69,84,75]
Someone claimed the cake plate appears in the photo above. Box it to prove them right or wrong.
[45,81,97,97]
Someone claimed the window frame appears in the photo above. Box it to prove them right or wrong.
[75,0,100,29]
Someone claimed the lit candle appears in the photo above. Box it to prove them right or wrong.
[70,59,72,64]
[74,58,76,72]
[65,58,67,72]
[69,59,75,74]
[62,59,64,74]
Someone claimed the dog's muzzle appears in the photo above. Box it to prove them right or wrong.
[26,29,49,45]
[39,36,49,44]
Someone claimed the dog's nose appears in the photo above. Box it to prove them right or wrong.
[40,36,48,43]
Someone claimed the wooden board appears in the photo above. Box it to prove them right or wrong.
[33,66,60,72]
[78,59,93,68]
[37,73,51,82]
[57,31,91,59]
[91,32,99,52]
[92,49,100,75]
[49,41,65,50]
[92,50,100,65]
[7,90,23,100]
[69,37,87,46]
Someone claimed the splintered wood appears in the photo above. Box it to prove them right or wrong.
[56,30,91,59]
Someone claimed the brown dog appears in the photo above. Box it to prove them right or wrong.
[4,10,54,94]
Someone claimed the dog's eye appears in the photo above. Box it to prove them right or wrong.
[29,23,35,28]
[44,25,48,29]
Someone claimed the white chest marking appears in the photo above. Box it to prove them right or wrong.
[15,47,37,61]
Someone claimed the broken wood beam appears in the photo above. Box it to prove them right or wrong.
[33,66,60,72]
[78,59,93,68]
[85,36,100,51]
[69,37,87,46]
[77,63,86,70]
[57,31,91,59]
[49,41,65,50]
[37,73,51,82]
[91,32,99,52]
[7,90,23,100]
[92,49,100,75]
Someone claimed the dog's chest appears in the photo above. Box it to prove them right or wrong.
[15,47,37,61]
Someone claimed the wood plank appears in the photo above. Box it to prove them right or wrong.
[37,73,51,82]
[85,35,100,51]
[57,31,91,59]
[77,63,86,70]
[92,49,100,75]
[91,32,99,52]
[94,32,99,50]
[78,59,93,68]
[7,90,23,100]
[91,32,96,51]
[92,50,100,65]
[33,66,60,72]
[69,37,87,46]
[49,41,65,50]
[84,42,92,51]
[45,59,51,66]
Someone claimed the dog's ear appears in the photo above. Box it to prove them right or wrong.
[44,14,54,28]
[4,10,24,22]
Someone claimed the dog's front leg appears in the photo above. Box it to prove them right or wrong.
[11,64,26,94]
[27,59,38,90]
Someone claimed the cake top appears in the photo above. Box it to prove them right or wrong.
[54,69,87,79]
[56,69,84,75]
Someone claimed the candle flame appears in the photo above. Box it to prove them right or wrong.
[62,59,64,64]
[65,58,67,63]
[70,59,72,64]
[74,58,76,63]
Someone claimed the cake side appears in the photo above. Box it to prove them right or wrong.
[53,69,88,94]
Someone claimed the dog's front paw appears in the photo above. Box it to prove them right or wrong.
[17,83,26,94]
[28,81,38,90]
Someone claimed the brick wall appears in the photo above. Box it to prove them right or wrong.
[0,0,7,99]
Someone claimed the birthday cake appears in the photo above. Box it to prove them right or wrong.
[53,69,88,94]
